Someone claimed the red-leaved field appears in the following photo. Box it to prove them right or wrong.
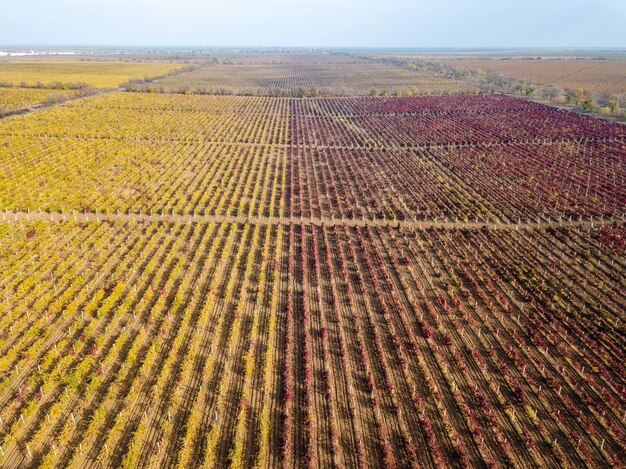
[0,83,624,468]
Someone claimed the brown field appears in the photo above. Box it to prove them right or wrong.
[210,52,371,65]
[435,59,626,95]
[140,61,473,96]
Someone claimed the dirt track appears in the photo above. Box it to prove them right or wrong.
[2,209,623,231]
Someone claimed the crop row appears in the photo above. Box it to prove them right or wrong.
[0,62,186,89]
[4,133,620,223]
[0,93,622,223]
[65,92,292,113]
[290,93,544,116]
[0,219,623,467]
[286,145,495,221]
[4,93,623,147]
[0,88,80,114]
[289,104,626,148]
[134,63,471,96]
[0,105,288,144]
[0,137,287,216]
[431,139,626,220]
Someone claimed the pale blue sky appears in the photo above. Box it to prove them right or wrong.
[1,0,625,47]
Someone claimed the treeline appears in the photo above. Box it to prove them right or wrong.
[125,85,326,97]
[122,65,201,89]
[0,86,98,118]
[0,80,94,91]
[368,87,479,97]
[124,85,478,98]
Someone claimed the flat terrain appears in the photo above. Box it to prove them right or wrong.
[0,57,624,468]
[435,59,626,95]
[140,53,471,96]
[0,88,79,113]
[0,60,190,115]
[1,93,623,221]
[0,61,186,89]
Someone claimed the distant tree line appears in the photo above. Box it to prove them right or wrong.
[0,80,94,91]
[126,85,326,97]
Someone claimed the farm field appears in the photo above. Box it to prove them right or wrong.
[0,88,80,114]
[434,59,626,96]
[0,218,624,468]
[0,60,624,468]
[203,53,371,65]
[0,93,623,222]
[0,61,187,89]
[140,61,471,96]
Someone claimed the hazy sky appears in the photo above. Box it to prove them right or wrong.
[1,0,625,47]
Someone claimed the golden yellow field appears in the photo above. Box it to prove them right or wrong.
[0,87,78,112]
[0,61,185,88]
[437,59,626,95]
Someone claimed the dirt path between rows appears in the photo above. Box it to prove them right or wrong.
[2,209,623,231]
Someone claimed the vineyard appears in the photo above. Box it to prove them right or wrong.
[138,60,472,96]
[0,88,80,114]
[0,218,624,468]
[435,59,626,96]
[0,93,623,222]
[0,74,625,468]
[0,61,186,89]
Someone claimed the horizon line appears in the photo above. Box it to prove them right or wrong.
[1,44,626,51]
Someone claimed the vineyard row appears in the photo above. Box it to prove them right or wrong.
[0,219,623,467]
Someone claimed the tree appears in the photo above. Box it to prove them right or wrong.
[542,85,563,101]
[578,94,596,111]
[44,93,70,105]
[564,90,578,105]
[521,82,535,96]
[605,95,620,113]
